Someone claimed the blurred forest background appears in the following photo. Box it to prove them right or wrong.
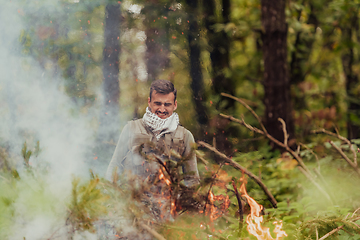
[2,0,360,239]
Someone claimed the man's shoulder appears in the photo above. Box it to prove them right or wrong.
[127,118,145,130]
[175,125,193,139]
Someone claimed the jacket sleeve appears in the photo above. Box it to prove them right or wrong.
[105,124,131,181]
[182,130,200,187]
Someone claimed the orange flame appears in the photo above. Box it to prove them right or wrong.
[158,168,171,186]
[157,168,176,218]
[206,190,230,222]
[239,177,287,240]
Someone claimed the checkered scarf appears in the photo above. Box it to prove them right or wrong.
[143,107,179,140]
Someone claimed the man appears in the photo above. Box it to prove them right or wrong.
[105,79,200,187]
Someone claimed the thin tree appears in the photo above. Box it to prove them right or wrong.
[186,0,209,136]
[103,3,121,114]
[261,0,296,149]
[96,3,121,164]
[340,4,360,140]
[142,2,170,82]
[203,0,235,154]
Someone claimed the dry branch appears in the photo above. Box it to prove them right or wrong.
[329,141,360,176]
[220,93,334,203]
[197,140,278,208]
[312,129,358,166]
[318,225,344,240]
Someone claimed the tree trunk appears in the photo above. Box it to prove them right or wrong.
[261,0,295,149]
[204,0,235,104]
[96,3,121,165]
[143,4,170,82]
[341,12,360,140]
[103,3,120,111]
[186,0,209,133]
[204,0,235,154]
[290,3,318,111]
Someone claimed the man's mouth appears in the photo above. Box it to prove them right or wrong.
[156,111,168,119]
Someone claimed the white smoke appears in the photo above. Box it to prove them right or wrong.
[0,1,118,239]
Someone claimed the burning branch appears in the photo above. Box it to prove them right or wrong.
[197,141,277,208]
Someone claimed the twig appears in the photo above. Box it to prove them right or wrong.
[138,222,167,240]
[221,93,268,134]
[318,225,344,240]
[197,141,277,208]
[312,128,357,165]
[219,113,264,135]
[279,118,289,146]
[329,141,360,176]
[220,113,310,173]
[300,143,320,170]
[196,153,209,165]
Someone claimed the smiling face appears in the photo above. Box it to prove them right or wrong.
[148,90,177,119]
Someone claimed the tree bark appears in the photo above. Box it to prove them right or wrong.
[204,0,235,103]
[204,0,235,154]
[186,0,209,129]
[341,12,360,140]
[103,3,121,111]
[96,3,121,164]
[290,3,318,112]
[143,4,170,82]
[261,0,295,149]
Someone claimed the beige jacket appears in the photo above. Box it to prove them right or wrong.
[105,119,200,187]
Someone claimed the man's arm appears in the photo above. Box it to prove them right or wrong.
[105,124,131,181]
[182,130,200,187]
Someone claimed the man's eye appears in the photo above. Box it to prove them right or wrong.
[155,102,162,106]
[164,103,171,107]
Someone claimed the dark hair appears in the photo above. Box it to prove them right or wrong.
[149,79,177,102]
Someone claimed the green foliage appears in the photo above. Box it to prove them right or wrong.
[21,142,32,168]
[9,0,360,238]
[66,176,109,234]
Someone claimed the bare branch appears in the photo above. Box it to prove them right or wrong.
[329,141,360,176]
[278,118,289,146]
[221,93,268,134]
[220,113,313,179]
[318,225,344,240]
[220,93,335,204]
[197,141,278,208]
[312,128,357,165]
[196,153,209,165]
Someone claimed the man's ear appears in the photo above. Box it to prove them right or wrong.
[148,97,151,108]
[174,100,177,111]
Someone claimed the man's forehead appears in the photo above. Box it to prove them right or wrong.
[151,91,175,101]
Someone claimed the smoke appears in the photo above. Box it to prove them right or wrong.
[0,1,121,239]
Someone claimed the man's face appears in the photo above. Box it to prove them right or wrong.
[148,91,177,119]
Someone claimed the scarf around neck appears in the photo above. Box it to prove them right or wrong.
[142,107,179,140]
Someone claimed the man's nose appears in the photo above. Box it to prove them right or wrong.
[159,105,166,112]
